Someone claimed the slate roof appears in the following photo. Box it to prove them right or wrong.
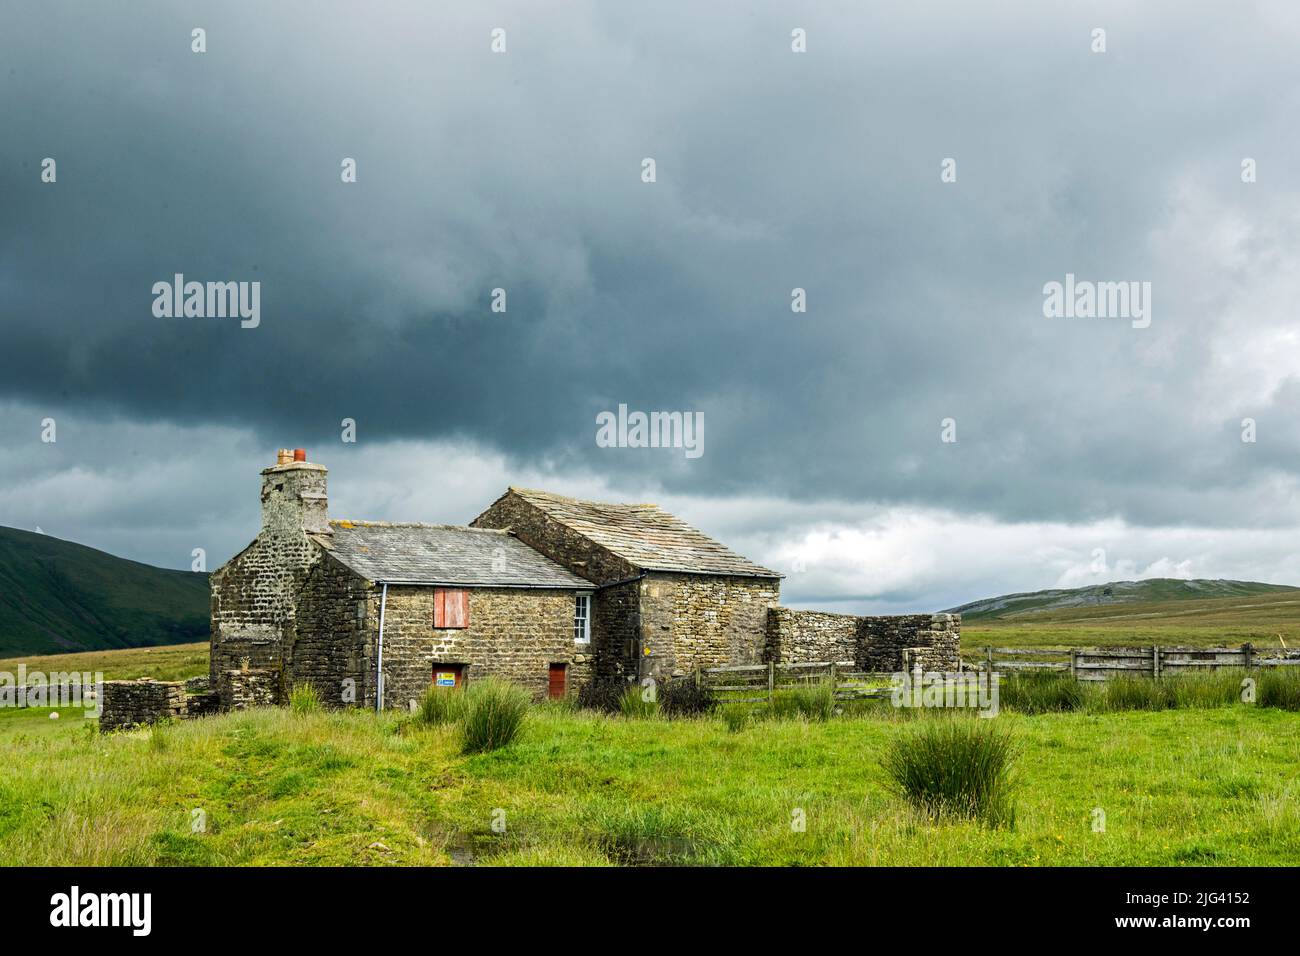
[504,488,781,579]
[314,521,591,588]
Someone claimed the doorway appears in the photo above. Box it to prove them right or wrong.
[548,663,568,699]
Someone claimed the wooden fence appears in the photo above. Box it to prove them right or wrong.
[965,644,1300,682]
[700,646,1300,701]
[698,658,977,703]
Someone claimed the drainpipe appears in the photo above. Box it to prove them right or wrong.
[376,582,389,712]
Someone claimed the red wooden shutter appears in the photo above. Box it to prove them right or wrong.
[447,590,468,628]
[434,588,469,628]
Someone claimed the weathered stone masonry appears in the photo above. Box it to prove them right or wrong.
[375,585,578,707]
[765,607,961,671]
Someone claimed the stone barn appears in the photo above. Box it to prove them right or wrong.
[471,488,783,683]
[208,450,961,712]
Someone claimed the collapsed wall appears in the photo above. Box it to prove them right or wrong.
[765,608,960,671]
[99,669,277,732]
[99,679,187,732]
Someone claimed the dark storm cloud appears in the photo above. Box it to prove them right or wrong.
[4,0,1300,532]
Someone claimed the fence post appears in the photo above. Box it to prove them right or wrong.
[1153,645,1161,679]
[1242,642,1254,669]
[695,667,702,690]
[767,661,775,703]
[985,647,994,676]
[829,661,837,697]
[1070,649,1078,680]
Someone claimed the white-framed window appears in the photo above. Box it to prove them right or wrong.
[574,593,591,644]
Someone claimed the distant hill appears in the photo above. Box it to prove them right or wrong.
[0,526,209,656]
[948,578,1300,623]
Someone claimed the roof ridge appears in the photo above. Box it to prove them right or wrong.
[330,520,509,534]
[509,486,660,509]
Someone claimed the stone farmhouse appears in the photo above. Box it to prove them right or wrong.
[206,450,960,711]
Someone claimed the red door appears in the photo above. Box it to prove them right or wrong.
[548,663,567,699]
[433,664,464,689]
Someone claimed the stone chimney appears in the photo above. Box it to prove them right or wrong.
[260,448,329,536]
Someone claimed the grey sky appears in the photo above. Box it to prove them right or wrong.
[3,1,1300,610]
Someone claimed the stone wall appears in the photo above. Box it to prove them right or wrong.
[765,609,961,671]
[857,614,961,671]
[592,579,641,682]
[641,572,781,680]
[99,680,186,732]
[765,608,859,664]
[291,552,374,707]
[218,668,279,710]
[375,585,582,707]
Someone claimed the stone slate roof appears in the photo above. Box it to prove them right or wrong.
[315,521,590,588]
[506,488,781,579]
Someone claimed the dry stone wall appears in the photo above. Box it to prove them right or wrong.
[857,614,960,671]
[765,608,859,664]
[99,680,186,732]
[766,609,961,671]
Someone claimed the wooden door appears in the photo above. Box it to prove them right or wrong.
[548,663,567,699]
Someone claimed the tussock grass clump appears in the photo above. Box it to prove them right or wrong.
[1258,667,1300,711]
[618,685,661,719]
[1091,676,1175,712]
[999,671,1085,714]
[766,690,802,721]
[1169,669,1247,709]
[414,686,466,727]
[289,683,322,715]
[789,680,836,722]
[460,679,530,754]
[720,703,749,733]
[883,717,1017,828]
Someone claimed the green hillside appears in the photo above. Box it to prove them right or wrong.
[950,579,1300,651]
[948,578,1298,621]
[0,526,209,656]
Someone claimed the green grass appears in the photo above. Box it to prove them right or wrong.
[289,683,322,715]
[413,686,466,727]
[618,685,661,719]
[2,701,1298,866]
[999,669,1269,715]
[883,718,1016,828]
[999,671,1086,714]
[459,679,530,754]
[0,642,209,684]
[1258,669,1300,711]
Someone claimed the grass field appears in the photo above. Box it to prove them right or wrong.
[963,589,1300,653]
[1,689,1298,866]
[0,641,209,684]
[3,632,1299,867]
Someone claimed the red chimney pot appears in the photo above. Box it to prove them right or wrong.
[293,448,307,462]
